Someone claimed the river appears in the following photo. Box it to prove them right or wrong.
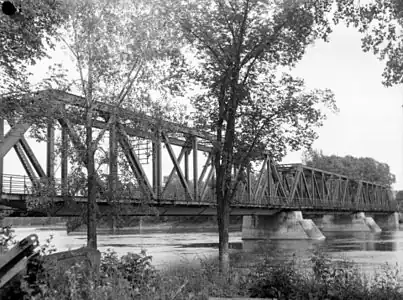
[11,226,403,273]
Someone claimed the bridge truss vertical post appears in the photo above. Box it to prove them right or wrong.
[0,119,3,193]
[46,122,55,179]
[247,166,252,204]
[184,146,189,184]
[61,124,68,196]
[109,120,118,201]
[267,156,272,200]
[193,137,198,202]
[152,130,162,198]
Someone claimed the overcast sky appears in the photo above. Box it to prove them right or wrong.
[5,21,403,191]
[283,24,403,190]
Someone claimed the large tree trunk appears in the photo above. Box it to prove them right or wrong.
[86,124,97,249]
[215,144,233,275]
[215,67,239,274]
[217,190,230,274]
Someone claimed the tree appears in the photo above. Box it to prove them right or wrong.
[1,0,185,249]
[0,0,67,93]
[51,0,187,249]
[302,149,396,187]
[164,0,354,273]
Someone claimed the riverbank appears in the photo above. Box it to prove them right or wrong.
[2,246,403,300]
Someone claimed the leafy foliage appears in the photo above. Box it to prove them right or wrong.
[303,149,396,187]
[0,0,67,93]
[248,250,403,300]
[0,224,16,253]
[336,0,403,87]
[100,248,156,291]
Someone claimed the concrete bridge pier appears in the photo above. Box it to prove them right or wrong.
[242,211,325,240]
[315,212,381,233]
[371,212,399,230]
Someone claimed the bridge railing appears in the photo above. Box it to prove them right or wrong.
[2,174,33,194]
[1,174,145,199]
[2,174,72,196]
[1,174,398,212]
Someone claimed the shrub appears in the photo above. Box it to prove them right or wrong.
[248,254,303,299]
[247,249,403,300]
[3,235,403,300]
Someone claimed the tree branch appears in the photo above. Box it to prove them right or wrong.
[216,0,236,41]
[90,60,143,151]
[183,25,225,68]
[228,114,275,203]
[236,0,250,57]
[240,17,289,67]
[71,24,88,100]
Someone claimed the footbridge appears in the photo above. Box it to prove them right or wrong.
[0,89,399,239]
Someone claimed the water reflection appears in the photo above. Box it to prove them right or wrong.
[325,231,399,252]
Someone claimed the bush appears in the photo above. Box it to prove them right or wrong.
[248,254,303,299]
[100,248,157,294]
[247,249,403,300]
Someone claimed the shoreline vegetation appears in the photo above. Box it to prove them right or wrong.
[2,223,403,299]
[2,242,403,300]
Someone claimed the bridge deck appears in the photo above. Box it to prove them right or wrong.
[0,173,397,216]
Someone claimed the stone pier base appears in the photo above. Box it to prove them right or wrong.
[316,212,381,233]
[242,211,325,240]
[372,212,399,230]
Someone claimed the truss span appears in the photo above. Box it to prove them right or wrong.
[0,90,397,215]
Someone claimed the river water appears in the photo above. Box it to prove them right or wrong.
[11,226,403,273]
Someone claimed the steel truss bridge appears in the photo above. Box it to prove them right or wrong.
[0,90,397,216]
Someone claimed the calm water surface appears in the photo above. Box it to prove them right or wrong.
[12,226,403,271]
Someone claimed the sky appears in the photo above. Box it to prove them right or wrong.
[282,24,403,190]
[3,21,403,190]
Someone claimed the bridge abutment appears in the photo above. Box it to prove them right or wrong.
[315,213,381,233]
[371,212,399,230]
[241,211,325,240]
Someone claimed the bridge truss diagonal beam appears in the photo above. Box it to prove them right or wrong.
[0,118,46,187]
[161,131,193,202]
[117,124,155,201]
[19,137,46,178]
[0,120,31,159]
[13,143,38,185]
